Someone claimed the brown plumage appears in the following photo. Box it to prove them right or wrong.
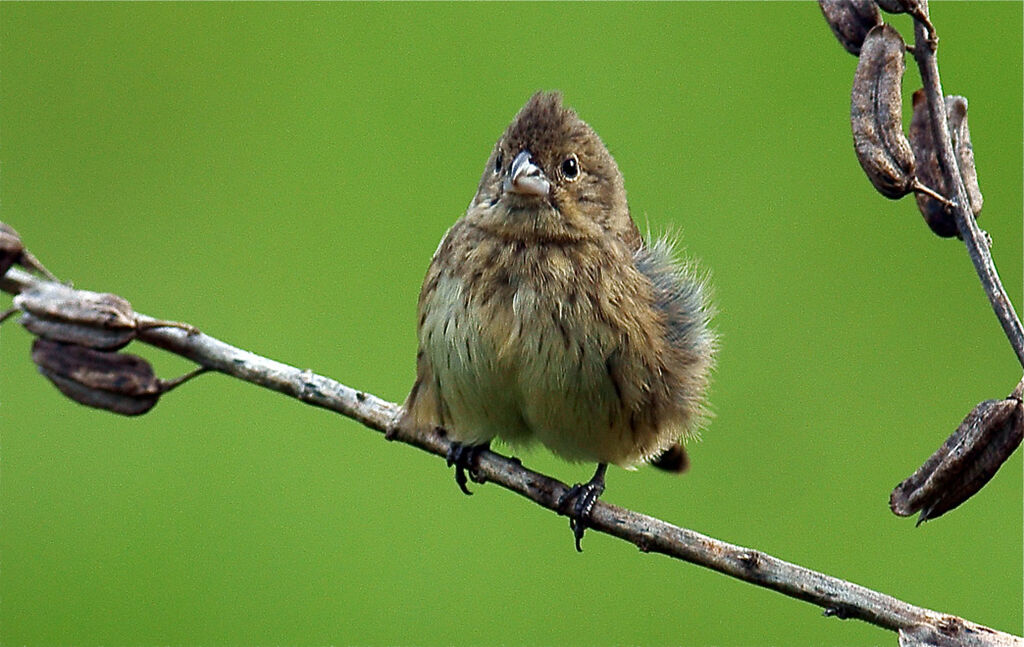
[402,92,715,549]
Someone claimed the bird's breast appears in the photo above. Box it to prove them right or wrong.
[423,233,659,463]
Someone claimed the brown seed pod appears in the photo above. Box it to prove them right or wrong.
[20,312,138,351]
[818,0,882,56]
[15,282,139,348]
[15,282,136,329]
[890,393,1023,524]
[851,24,916,199]
[874,0,935,38]
[0,222,59,281]
[909,91,984,237]
[875,0,918,15]
[42,371,161,416]
[909,90,956,237]
[31,338,162,415]
[14,281,196,348]
[0,223,25,277]
[947,96,984,216]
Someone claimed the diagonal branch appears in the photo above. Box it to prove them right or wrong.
[911,7,1024,369]
[1,266,1019,645]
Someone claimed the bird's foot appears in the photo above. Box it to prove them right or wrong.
[445,441,489,496]
[557,463,608,552]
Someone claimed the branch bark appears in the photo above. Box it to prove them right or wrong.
[1,266,1019,645]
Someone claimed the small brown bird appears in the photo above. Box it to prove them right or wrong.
[402,92,715,550]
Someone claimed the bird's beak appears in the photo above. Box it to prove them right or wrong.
[503,150,550,197]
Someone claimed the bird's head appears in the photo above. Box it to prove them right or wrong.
[470,92,637,246]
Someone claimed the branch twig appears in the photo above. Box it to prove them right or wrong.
[911,7,1024,369]
[1,266,1019,645]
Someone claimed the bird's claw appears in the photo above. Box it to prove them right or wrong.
[557,464,608,552]
[446,442,488,495]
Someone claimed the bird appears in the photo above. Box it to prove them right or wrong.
[400,91,715,550]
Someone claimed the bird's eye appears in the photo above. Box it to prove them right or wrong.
[494,152,503,175]
[560,154,580,181]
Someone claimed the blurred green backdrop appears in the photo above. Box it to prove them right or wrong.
[1,3,1020,645]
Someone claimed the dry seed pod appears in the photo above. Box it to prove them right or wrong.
[21,312,137,350]
[43,371,160,416]
[15,282,139,348]
[15,282,136,330]
[13,282,195,348]
[889,399,1001,513]
[0,223,25,277]
[909,92,983,237]
[818,0,882,56]
[875,0,919,15]
[851,24,916,199]
[890,395,1023,524]
[874,0,935,38]
[917,398,1022,523]
[0,222,59,280]
[946,96,984,215]
[909,90,957,237]
[31,338,162,415]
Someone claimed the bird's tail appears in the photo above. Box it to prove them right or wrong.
[649,442,689,474]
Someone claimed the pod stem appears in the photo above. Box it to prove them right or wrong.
[160,366,210,393]
[909,179,952,206]
[19,249,60,283]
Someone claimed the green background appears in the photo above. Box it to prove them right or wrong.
[1,3,1021,645]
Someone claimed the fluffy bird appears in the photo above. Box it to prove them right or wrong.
[402,92,715,550]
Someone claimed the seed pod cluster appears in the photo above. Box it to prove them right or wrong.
[818,0,882,56]
[32,338,164,415]
[851,24,916,199]
[909,91,984,237]
[14,280,206,415]
[890,389,1023,524]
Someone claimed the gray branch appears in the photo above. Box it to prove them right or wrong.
[1,266,1019,646]
[911,9,1024,369]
